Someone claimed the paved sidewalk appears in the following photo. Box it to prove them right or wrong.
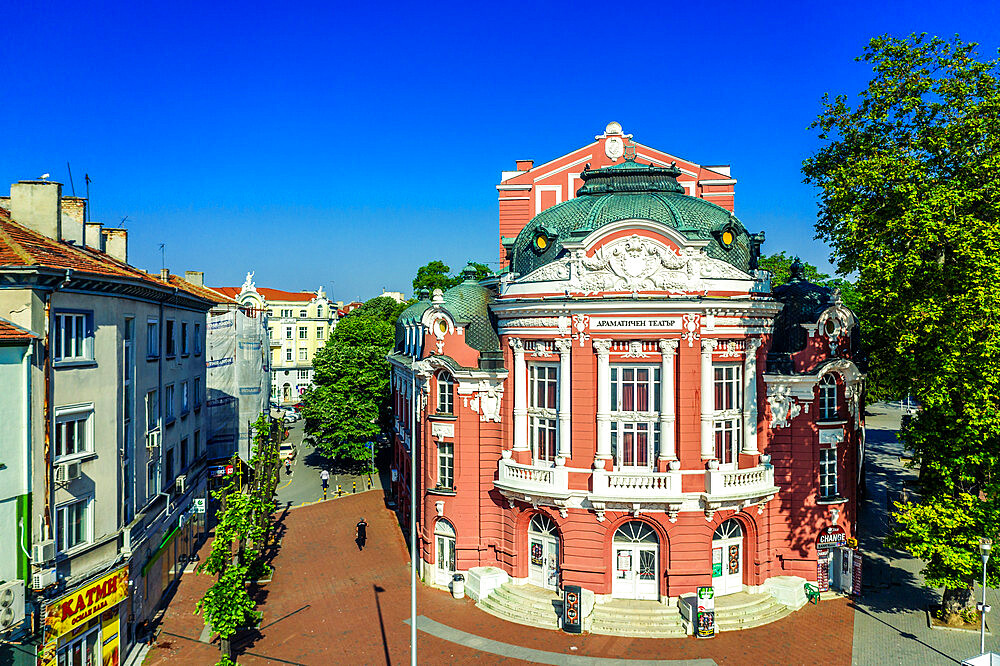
[144,488,854,666]
[851,405,998,665]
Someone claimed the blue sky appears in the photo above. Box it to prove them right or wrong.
[3,1,998,301]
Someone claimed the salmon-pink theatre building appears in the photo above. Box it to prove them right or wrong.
[389,122,865,609]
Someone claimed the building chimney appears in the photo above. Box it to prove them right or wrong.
[9,180,62,240]
[184,271,204,286]
[160,268,170,282]
[515,160,534,171]
[85,223,104,251]
[102,228,128,263]
[61,196,87,247]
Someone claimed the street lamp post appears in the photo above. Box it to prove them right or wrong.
[979,537,992,656]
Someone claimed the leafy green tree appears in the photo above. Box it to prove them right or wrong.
[759,251,860,312]
[412,260,459,293]
[302,297,395,466]
[803,33,1000,616]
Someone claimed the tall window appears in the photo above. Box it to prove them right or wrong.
[54,312,93,362]
[165,447,174,483]
[819,375,838,420]
[165,384,175,422]
[298,348,308,361]
[285,326,293,339]
[298,326,307,339]
[438,442,454,489]
[713,365,742,466]
[820,448,838,498]
[181,381,190,415]
[528,365,558,463]
[194,323,202,355]
[54,408,93,459]
[194,378,202,408]
[56,498,90,552]
[194,430,201,458]
[165,320,176,357]
[145,390,159,432]
[317,326,325,339]
[317,306,323,318]
[610,366,660,469]
[181,322,190,355]
[180,437,189,470]
[285,348,293,362]
[437,373,454,414]
[147,319,159,358]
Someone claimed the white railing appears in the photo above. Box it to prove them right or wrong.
[591,468,682,499]
[495,454,569,495]
[705,465,776,497]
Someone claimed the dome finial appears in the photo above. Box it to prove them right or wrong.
[789,257,806,282]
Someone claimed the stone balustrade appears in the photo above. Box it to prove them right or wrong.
[705,465,776,498]
[592,467,682,499]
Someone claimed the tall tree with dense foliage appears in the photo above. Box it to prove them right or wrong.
[411,260,492,295]
[802,33,1000,617]
[302,296,396,465]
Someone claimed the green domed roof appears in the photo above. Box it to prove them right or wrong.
[509,160,756,276]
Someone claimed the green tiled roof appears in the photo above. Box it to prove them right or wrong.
[510,160,753,276]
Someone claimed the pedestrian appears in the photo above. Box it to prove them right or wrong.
[285,458,292,475]
[356,517,368,550]
[320,469,330,495]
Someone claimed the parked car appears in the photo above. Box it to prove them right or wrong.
[280,441,296,461]
[282,411,299,423]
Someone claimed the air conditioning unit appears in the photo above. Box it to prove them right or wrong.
[146,429,161,452]
[175,474,187,495]
[54,461,81,483]
[0,581,24,632]
[31,568,56,592]
[31,540,55,564]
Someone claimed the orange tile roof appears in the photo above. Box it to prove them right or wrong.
[0,218,211,303]
[0,317,37,342]
[167,276,236,304]
[211,286,317,302]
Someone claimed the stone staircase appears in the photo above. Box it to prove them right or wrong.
[712,591,795,631]
[476,583,562,630]
[590,599,687,638]
[477,584,795,636]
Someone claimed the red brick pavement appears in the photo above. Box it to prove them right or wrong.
[145,493,854,665]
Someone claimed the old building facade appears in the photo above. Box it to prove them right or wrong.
[391,125,864,616]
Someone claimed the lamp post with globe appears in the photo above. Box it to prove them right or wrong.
[979,537,992,656]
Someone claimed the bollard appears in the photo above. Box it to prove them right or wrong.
[353,481,357,493]
[336,484,342,496]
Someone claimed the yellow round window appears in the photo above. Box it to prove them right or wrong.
[437,320,448,335]
[535,234,548,250]
[721,230,735,247]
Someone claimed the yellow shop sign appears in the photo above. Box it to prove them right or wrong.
[44,566,129,638]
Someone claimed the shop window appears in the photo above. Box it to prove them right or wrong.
[54,312,94,363]
[437,373,454,414]
[820,448,839,498]
[819,375,838,420]
[528,365,558,463]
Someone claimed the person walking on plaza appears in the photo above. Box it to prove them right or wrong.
[320,469,330,498]
[356,517,368,550]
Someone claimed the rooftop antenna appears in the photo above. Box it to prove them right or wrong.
[66,162,76,196]
[159,243,165,272]
[84,174,92,223]
[118,215,128,228]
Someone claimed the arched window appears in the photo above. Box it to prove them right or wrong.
[437,372,454,415]
[713,519,743,541]
[819,375,838,420]
[529,513,558,537]
[613,521,658,544]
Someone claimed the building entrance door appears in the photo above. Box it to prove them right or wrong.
[712,519,744,596]
[611,521,659,600]
[528,514,560,590]
[434,519,456,587]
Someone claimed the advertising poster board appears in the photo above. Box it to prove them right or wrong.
[817,549,830,592]
[852,549,863,596]
[696,586,716,638]
[562,585,582,634]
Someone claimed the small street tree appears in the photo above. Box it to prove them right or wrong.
[197,413,281,662]
[758,251,860,311]
[411,260,492,295]
[802,33,1000,619]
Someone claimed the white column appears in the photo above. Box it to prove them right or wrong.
[510,338,528,452]
[658,339,679,461]
[593,339,613,464]
[555,338,573,459]
[743,338,762,454]
[700,338,718,460]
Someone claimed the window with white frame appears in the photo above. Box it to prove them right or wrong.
[281,309,293,318]
[298,326,307,339]
[299,309,307,318]
[54,405,93,460]
[317,326,325,339]
[147,319,159,358]
[528,365,558,463]
[317,305,323,318]
[181,381,190,415]
[181,322,189,355]
[438,441,454,489]
[56,498,90,552]
[54,312,93,362]
[298,348,308,361]
[284,326,293,339]
[165,384,175,422]
[820,447,838,498]
[165,319,176,357]
[819,375,838,420]
[437,373,454,414]
[713,364,742,466]
[285,348,293,362]
[297,369,309,380]
[610,366,660,469]
[194,322,202,355]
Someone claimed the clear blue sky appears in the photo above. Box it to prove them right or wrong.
[3,1,998,301]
